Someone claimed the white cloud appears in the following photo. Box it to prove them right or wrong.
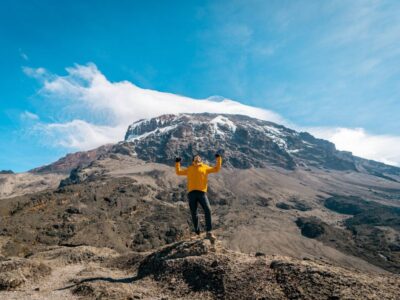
[24,63,400,167]
[307,127,400,167]
[20,110,39,121]
[22,67,48,80]
[25,63,285,148]
[33,120,124,150]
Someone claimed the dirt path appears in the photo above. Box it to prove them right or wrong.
[1,264,84,300]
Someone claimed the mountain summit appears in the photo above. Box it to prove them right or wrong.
[121,113,399,180]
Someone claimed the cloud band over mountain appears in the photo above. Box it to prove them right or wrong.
[23,63,400,167]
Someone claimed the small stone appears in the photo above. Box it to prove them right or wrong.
[211,260,219,267]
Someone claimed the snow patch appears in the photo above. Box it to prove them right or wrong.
[262,125,288,149]
[128,119,147,131]
[127,124,177,141]
[263,125,283,136]
[287,149,301,153]
[210,115,237,136]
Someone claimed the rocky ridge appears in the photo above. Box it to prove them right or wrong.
[1,239,399,299]
[121,113,400,180]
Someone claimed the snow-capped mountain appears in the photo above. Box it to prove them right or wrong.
[122,113,400,179]
[4,112,400,285]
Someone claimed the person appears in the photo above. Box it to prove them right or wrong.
[175,152,222,243]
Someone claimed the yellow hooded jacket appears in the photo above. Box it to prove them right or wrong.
[175,156,222,192]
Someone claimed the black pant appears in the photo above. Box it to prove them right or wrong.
[188,190,212,232]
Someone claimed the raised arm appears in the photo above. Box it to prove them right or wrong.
[206,154,222,174]
[175,157,188,176]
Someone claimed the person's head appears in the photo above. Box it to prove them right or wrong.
[192,154,202,164]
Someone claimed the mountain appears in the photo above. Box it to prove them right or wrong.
[123,113,400,180]
[1,112,400,299]
[0,170,14,174]
[23,112,400,180]
[5,112,398,199]
[0,144,112,199]
[30,144,113,174]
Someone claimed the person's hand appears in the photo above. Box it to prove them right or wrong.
[175,157,182,163]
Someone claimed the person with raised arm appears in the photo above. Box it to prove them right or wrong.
[175,152,222,243]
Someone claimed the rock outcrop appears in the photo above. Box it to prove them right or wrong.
[121,113,400,179]
[67,240,400,299]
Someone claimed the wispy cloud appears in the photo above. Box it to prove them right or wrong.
[24,63,285,149]
[193,0,400,134]
[23,63,400,167]
[33,120,123,150]
[318,0,400,80]
[306,127,400,167]
[22,66,47,79]
[20,110,39,121]
[19,48,29,61]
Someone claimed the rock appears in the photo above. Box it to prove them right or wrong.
[111,143,135,156]
[324,195,368,215]
[296,217,325,238]
[268,258,397,300]
[31,246,119,264]
[257,197,272,207]
[65,207,81,214]
[276,198,312,211]
[0,259,51,290]
[59,167,86,187]
[102,240,400,299]
[276,202,291,210]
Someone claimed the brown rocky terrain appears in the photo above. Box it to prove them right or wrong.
[1,113,400,299]
[0,172,65,199]
[1,239,399,299]
[0,144,112,199]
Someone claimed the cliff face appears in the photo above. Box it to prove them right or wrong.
[123,113,400,179]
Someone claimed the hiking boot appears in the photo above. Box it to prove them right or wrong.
[189,230,201,240]
[206,231,216,244]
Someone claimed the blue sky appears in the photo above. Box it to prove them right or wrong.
[1,0,400,172]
